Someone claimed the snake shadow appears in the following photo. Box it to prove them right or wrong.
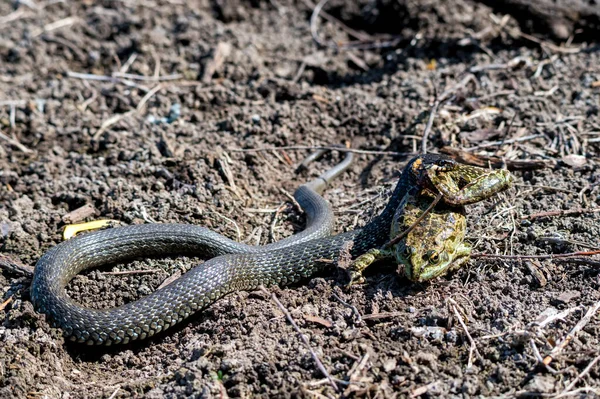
[63,259,421,361]
[63,310,218,361]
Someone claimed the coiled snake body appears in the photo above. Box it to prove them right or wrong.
[31,153,435,345]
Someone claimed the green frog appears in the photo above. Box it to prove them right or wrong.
[348,156,513,284]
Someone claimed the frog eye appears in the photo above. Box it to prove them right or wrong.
[423,250,440,264]
[436,159,455,169]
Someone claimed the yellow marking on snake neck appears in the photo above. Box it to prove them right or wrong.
[63,220,118,240]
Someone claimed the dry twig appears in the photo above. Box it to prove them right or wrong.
[0,130,33,154]
[472,249,600,261]
[307,0,400,50]
[259,285,339,392]
[421,75,477,154]
[440,146,552,170]
[332,291,362,323]
[92,110,136,141]
[100,269,160,276]
[560,355,600,394]
[448,298,483,368]
[62,204,97,224]
[531,306,583,329]
[465,133,545,151]
[523,208,600,220]
[229,145,411,157]
[543,301,600,366]
[0,254,34,277]
[361,312,404,321]
[0,296,14,312]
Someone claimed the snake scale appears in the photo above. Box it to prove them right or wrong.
[31,153,440,345]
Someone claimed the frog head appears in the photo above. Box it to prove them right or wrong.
[393,203,472,282]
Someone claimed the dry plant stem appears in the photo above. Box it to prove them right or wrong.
[0,296,14,311]
[532,306,583,329]
[0,130,33,153]
[523,208,600,220]
[0,254,34,277]
[259,285,339,392]
[66,71,148,90]
[421,75,477,154]
[361,312,404,320]
[92,110,136,141]
[92,83,164,140]
[0,100,27,107]
[346,353,370,385]
[309,0,332,48]
[543,300,600,366]
[301,0,372,42]
[308,0,400,50]
[440,146,551,170]
[68,70,182,82]
[472,249,600,260]
[557,258,600,268]
[516,31,582,54]
[230,145,412,156]
[107,386,120,399]
[113,72,182,81]
[332,292,362,323]
[31,16,79,38]
[465,133,544,151]
[158,271,183,290]
[137,84,163,112]
[448,299,483,368]
[530,339,558,374]
[561,355,600,394]
[420,99,443,155]
[553,387,600,399]
[100,269,160,276]
[269,205,286,243]
[306,378,350,388]
[382,193,443,250]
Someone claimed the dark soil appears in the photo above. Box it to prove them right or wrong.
[1,0,600,398]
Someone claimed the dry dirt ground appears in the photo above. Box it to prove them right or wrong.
[1,0,600,398]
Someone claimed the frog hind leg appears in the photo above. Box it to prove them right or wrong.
[429,168,513,206]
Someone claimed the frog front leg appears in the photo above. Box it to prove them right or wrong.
[346,248,393,287]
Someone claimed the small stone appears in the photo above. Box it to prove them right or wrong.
[554,290,581,305]
[341,329,360,341]
[139,285,152,296]
[383,358,396,372]
[523,375,555,393]
[445,330,458,343]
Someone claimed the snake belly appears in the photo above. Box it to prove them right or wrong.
[31,154,426,345]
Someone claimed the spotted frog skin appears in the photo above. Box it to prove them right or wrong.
[348,156,513,284]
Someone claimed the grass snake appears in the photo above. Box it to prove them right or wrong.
[32,153,444,346]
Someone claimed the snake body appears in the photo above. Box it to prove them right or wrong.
[31,154,434,345]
